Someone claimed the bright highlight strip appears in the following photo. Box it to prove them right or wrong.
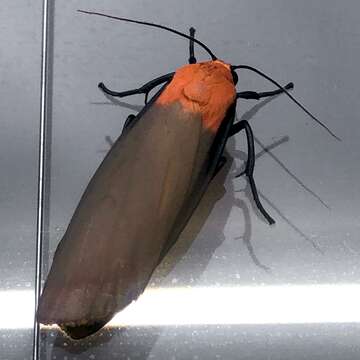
[2,284,360,330]
[1,290,34,329]
[109,284,360,326]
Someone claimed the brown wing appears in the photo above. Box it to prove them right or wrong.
[37,102,216,337]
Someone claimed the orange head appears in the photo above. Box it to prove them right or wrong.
[156,60,236,132]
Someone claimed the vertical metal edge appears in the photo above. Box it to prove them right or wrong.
[33,0,50,359]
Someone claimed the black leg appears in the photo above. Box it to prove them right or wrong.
[228,121,244,137]
[231,120,275,225]
[98,72,174,104]
[188,27,197,64]
[237,82,294,100]
[122,114,136,134]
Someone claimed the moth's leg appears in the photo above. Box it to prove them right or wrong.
[188,27,197,64]
[121,114,137,134]
[230,120,275,225]
[237,82,293,100]
[228,121,244,138]
[99,72,174,104]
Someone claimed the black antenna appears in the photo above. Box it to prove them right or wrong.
[231,64,341,141]
[78,10,217,61]
[189,27,196,64]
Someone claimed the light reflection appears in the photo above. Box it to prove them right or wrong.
[2,284,360,330]
[109,284,360,327]
[0,290,34,329]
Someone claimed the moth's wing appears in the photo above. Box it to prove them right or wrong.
[37,102,216,338]
[158,102,237,262]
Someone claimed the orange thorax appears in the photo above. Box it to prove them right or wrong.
[157,60,236,132]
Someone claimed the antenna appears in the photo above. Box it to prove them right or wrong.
[78,10,217,60]
[232,65,341,141]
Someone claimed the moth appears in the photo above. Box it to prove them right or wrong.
[37,10,338,339]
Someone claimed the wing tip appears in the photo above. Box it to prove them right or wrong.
[59,321,109,340]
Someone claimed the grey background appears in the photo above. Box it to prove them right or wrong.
[0,1,42,359]
[1,0,360,359]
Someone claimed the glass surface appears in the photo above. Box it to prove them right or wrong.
[0,2,42,360]
[2,1,360,359]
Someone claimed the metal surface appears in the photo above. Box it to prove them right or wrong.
[0,2,42,360]
[33,0,51,359]
[1,0,360,359]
